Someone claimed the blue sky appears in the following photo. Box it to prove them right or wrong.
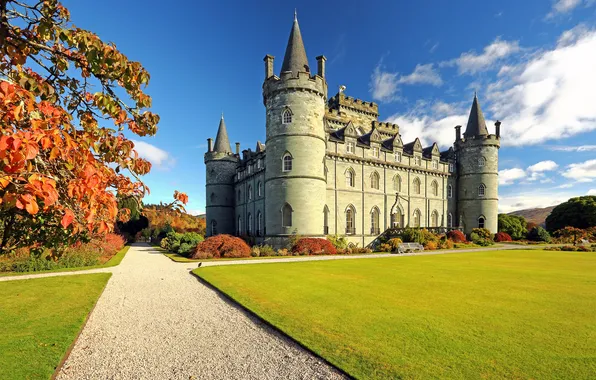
[63,0,596,214]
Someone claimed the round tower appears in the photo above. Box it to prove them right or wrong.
[455,94,500,234]
[262,13,327,243]
[204,115,238,236]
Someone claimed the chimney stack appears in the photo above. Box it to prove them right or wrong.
[455,125,462,141]
[235,142,240,155]
[207,138,213,152]
[495,120,501,138]
[263,55,274,79]
[316,55,327,78]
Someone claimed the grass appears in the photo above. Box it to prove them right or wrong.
[195,250,596,379]
[0,246,130,277]
[0,273,112,379]
[163,250,391,263]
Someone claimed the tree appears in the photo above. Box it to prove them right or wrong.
[498,214,527,240]
[545,196,596,232]
[528,226,551,243]
[0,1,187,254]
[554,226,587,246]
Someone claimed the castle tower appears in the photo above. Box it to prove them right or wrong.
[455,94,500,234]
[262,13,328,242]
[204,115,238,236]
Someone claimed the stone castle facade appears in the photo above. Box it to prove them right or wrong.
[205,15,500,247]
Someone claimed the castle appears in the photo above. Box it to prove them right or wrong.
[205,15,500,247]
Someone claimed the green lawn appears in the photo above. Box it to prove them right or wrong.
[0,273,111,379]
[195,250,596,379]
[163,250,390,263]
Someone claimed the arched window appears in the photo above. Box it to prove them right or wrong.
[448,184,453,198]
[282,109,292,124]
[393,174,402,192]
[282,153,293,172]
[345,168,355,187]
[432,160,438,170]
[210,192,215,203]
[448,213,453,228]
[346,205,356,234]
[413,178,421,194]
[211,220,217,235]
[247,185,253,201]
[478,183,486,197]
[431,210,439,227]
[237,216,242,235]
[282,203,292,227]
[323,205,329,235]
[247,213,253,235]
[370,207,380,234]
[478,216,486,229]
[370,172,380,190]
[478,157,486,167]
[391,212,403,228]
[459,214,464,228]
[257,181,262,197]
[413,209,421,227]
[257,211,263,236]
[431,181,439,196]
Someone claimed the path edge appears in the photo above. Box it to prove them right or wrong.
[190,270,355,380]
[51,272,114,380]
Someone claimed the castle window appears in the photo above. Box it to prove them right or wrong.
[323,206,329,235]
[237,172,241,180]
[448,213,453,228]
[248,185,253,201]
[247,213,253,235]
[372,147,379,158]
[210,192,215,203]
[432,160,438,170]
[413,178,421,194]
[257,212,263,236]
[393,174,401,192]
[449,163,454,172]
[413,209,421,228]
[346,206,355,234]
[237,216,242,235]
[248,165,252,174]
[282,153,293,172]
[346,142,355,154]
[478,157,486,167]
[257,159,262,169]
[448,184,453,198]
[346,169,355,187]
[478,183,486,197]
[478,216,485,229]
[370,207,380,235]
[211,220,217,236]
[431,181,439,196]
[395,152,402,163]
[257,181,262,197]
[370,172,380,190]
[282,203,293,227]
[282,109,292,124]
[415,156,421,166]
[431,210,439,227]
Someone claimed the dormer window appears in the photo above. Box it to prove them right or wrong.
[432,160,438,170]
[449,163,454,172]
[282,109,292,124]
[395,152,402,162]
[372,147,379,158]
[414,156,421,166]
[346,142,355,154]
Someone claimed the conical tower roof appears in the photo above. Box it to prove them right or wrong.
[280,12,310,75]
[464,93,489,137]
[213,115,232,153]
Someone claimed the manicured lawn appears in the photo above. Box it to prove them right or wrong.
[0,273,111,379]
[163,249,390,263]
[195,250,596,379]
[0,246,130,277]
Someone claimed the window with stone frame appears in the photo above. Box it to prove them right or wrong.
[345,169,355,187]
[247,213,253,235]
[431,180,439,196]
[448,213,453,228]
[413,209,421,227]
[346,206,356,234]
[478,183,486,197]
[413,178,421,194]
[282,153,293,172]
[282,203,293,227]
[372,147,379,158]
[371,172,380,190]
[237,216,242,235]
[370,207,380,234]
[395,151,402,162]
[431,210,439,227]
[415,156,421,166]
[282,109,292,124]
[211,220,217,235]
[257,159,262,169]
[393,174,401,192]
[248,165,252,174]
[257,212,263,236]
[478,216,485,229]
[478,157,486,167]
[432,160,438,170]
[346,141,355,154]
[449,163,454,172]
[448,184,453,198]
[248,185,253,201]
[257,181,262,197]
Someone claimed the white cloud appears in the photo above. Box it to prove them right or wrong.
[131,140,174,169]
[370,63,442,102]
[187,209,205,216]
[588,189,596,195]
[557,183,574,188]
[499,191,575,213]
[528,160,559,172]
[445,38,521,74]
[547,0,583,18]
[499,168,526,185]
[562,159,596,182]
[547,145,596,152]
[557,24,590,46]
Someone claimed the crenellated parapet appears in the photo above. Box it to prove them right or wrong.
[372,121,400,134]
[455,133,500,151]
[328,92,379,116]
[262,71,327,105]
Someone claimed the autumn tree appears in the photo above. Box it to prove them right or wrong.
[0,1,187,254]
[545,196,596,232]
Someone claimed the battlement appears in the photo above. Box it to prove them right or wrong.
[328,92,379,116]
[372,121,400,133]
[262,71,327,103]
[456,133,501,150]
[204,151,238,164]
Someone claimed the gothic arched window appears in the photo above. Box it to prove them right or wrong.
[282,153,293,172]
[478,183,486,197]
[431,180,439,196]
[431,210,439,227]
[448,213,453,228]
[346,168,355,187]
[346,205,356,234]
[371,172,380,190]
[282,109,292,124]
[393,174,401,192]
[478,216,486,229]
[211,220,217,235]
[371,207,380,234]
[448,184,453,198]
[247,185,253,201]
[257,181,262,197]
[282,203,293,227]
[413,178,421,194]
[413,209,421,227]
[247,213,253,235]
[257,211,263,236]
[479,157,486,167]
[237,216,242,235]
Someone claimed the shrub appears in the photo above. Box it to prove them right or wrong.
[544,247,561,251]
[277,248,289,256]
[190,234,250,259]
[378,243,392,252]
[528,226,551,243]
[350,247,373,254]
[387,238,403,251]
[469,228,494,246]
[447,230,466,243]
[494,232,512,242]
[400,228,424,243]
[438,237,454,250]
[424,241,438,250]
[327,235,348,250]
[292,238,337,255]
[160,237,170,250]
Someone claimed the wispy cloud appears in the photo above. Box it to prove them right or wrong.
[547,145,596,152]
[442,38,521,74]
[546,0,587,18]
[562,159,596,182]
[131,140,175,170]
[370,62,443,102]
[588,189,596,195]
[499,168,527,185]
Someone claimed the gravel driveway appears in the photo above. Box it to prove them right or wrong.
[57,243,345,380]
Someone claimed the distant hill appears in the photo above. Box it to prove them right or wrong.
[508,206,557,226]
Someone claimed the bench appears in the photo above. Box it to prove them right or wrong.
[397,242,425,254]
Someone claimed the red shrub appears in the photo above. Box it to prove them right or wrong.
[494,232,512,242]
[191,234,250,259]
[292,238,337,255]
[447,230,466,243]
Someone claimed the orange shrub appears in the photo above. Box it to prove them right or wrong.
[292,238,337,255]
[447,230,466,243]
[424,241,438,250]
[191,234,250,259]
[494,232,512,242]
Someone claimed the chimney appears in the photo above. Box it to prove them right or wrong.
[455,125,462,141]
[235,142,240,155]
[207,138,213,152]
[495,120,501,138]
[316,55,327,78]
[263,55,274,79]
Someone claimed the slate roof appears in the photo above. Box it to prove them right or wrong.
[280,13,310,75]
[464,93,489,137]
[403,141,416,155]
[213,115,232,153]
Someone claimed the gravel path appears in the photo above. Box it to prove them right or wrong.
[57,243,345,380]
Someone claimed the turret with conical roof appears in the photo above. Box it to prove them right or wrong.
[454,94,501,235]
[205,115,238,237]
[280,11,310,76]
